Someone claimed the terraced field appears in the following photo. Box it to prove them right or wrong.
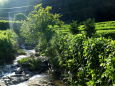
[54,21,115,39]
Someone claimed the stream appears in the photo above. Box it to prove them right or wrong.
[0,49,66,86]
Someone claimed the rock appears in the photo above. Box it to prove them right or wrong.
[26,74,31,78]
[11,79,19,84]
[10,77,24,84]
[3,78,10,82]
[28,74,55,86]
[48,82,55,85]
[0,80,6,86]
[15,67,22,74]
[2,73,29,85]
[17,67,22,71]
[29,84,41,86]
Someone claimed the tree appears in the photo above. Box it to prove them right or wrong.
[20,4,62,47]
[84,18,96,38]
[70,20,79,34]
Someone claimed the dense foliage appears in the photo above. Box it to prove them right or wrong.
[46,32,115,85]
[20,4,115,86]
[0,30,17,65]
[0,1,114,85]
[21,4,63,47]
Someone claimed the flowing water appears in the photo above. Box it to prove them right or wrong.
[0,49,66,86]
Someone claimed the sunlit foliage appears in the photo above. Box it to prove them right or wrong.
[46,31,115,85]
[21,4,63,46]
[0,30,17,65]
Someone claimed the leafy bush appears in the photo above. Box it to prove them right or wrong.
[18,58,31,67]
[83,38,115,86]
[46,32,86,81]
[0,30,17,65]
[16,49,26,55]
[18,57,48,71]
[45,30,115,85]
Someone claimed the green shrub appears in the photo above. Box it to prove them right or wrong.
[46,30,115,85]
[17,49,26,55]
[18,58,43,71]
[29,58,42,71]
[83,38,115,86]
[18,58,31,67]
[0,30,17,65]
[46,32,85,81]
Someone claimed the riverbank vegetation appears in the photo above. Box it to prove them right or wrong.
[0,3,115,86]
[0,30,17,65]
[19,4,115,86]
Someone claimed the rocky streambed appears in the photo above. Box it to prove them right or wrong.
[0,49,66,86]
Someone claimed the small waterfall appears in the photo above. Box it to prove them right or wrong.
[0,49,35,76]
[0,49,36,86]
[0,49,66,86]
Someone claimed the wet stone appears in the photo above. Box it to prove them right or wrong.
[15,67,23,74]
[0,49,56,86]
[0,80,6,86]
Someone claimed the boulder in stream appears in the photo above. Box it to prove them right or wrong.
[0,80,6,86]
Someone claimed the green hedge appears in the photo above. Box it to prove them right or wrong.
[46,33,115,86]
[96,30,115,40]
[0,20,21,31]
